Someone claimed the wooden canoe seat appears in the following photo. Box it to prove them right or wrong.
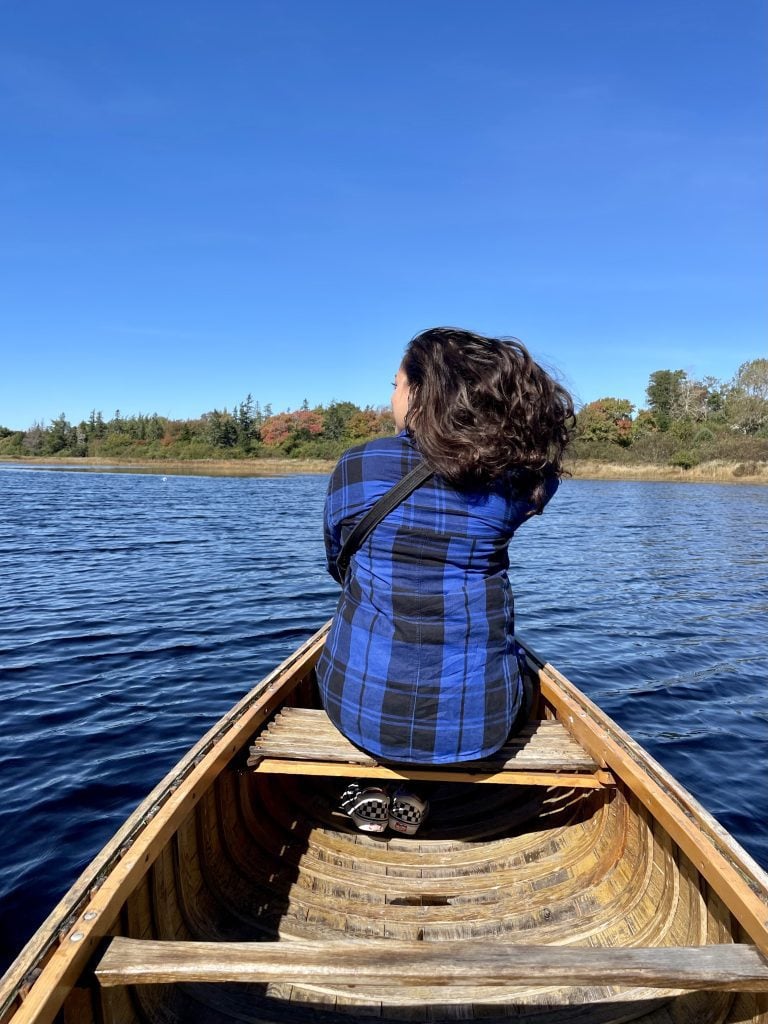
[247,708,614,788]
[96,936,768,991]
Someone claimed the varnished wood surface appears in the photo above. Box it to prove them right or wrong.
[530,646,768,957]
[3,622,768,1024]
[88,772,767,1021]
[252,759,612,787]
[0,630,328,1024]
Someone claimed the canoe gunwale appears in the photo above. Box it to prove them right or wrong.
[0,625,330,1024]
[525,642,768,956]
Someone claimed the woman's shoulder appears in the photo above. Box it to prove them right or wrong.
[340,431,414,458]
[493,470,559,530]
[334,433,419,479]
[503,467,559,502]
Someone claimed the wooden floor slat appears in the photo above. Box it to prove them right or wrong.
[96,937,768,991]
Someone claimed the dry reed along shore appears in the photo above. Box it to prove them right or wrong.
[2,456,767,483]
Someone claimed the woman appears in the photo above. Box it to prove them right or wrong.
[317,327,573,832]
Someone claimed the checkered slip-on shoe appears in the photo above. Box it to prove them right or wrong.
[388,787,429,836]
[349,787,391,833]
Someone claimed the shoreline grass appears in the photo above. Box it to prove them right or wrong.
[1,455,766,484]
[0,455,336,476]
[566,459,768,484]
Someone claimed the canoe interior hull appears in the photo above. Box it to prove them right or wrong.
[3,637,767,1024]
[77,700,767,1021]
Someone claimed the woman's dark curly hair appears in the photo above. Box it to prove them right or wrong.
[402,327,574,509]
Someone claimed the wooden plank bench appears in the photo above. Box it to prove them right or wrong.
[247,708,614,788]
[95,936,768,991]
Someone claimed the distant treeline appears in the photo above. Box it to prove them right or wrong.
[572,358,768,469]
[1,359,767,468]
[0,398,395,461]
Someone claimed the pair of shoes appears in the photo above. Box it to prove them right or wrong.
[339,782,429,836]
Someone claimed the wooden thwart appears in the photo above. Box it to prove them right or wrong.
[96,937,768,991]
[247,708,614,788]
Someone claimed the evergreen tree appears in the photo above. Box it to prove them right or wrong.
[46,413,73,454]
[323,400,358,441]
[236,394,256,448]
[646,370,686,430]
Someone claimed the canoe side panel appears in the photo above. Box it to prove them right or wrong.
[525,643,768,957]
[0,625,330,1024]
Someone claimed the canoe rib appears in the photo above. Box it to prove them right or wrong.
[248,708,615,788]
[527,646,768,958]
[96,937,768,992]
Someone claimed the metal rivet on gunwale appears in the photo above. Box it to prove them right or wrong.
[83,911,98,921]
[69,932,85,942]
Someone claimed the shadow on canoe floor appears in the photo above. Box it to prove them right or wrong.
[121,982,765,1024]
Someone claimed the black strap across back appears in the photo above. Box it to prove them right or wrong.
[335,461,433,580]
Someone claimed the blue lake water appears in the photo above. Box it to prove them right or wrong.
[1,464,767,972]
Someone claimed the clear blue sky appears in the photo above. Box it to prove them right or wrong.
[1,0,765,430]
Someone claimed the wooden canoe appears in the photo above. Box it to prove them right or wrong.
[2,621,767,1024]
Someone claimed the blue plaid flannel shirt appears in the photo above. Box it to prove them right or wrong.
[316,433,557,764]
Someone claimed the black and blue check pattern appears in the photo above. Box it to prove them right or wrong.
[317,434,557,765]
